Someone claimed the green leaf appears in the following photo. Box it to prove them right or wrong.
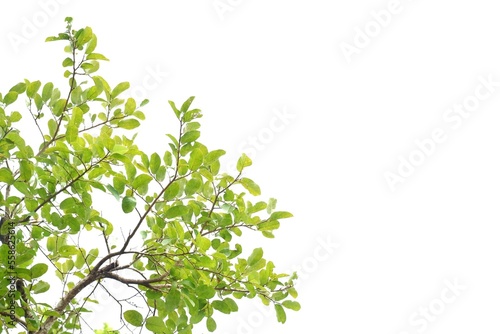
[42,82,54,102]
[258,220,280,231]
[224,298,239,312]
[132,174,153,190]
[239,177,261,196]
[196,236,211,252]
[118,119,140,130]
[189,148,203,171]
[10,111,22,122]
[87,53,109,61]
[124,97,136,115]
[180,131,200,144]
[282,300,301,311]
[124,310,143,327]
[86,34,97,54]
[196,285,216,299]
[62,57,73,67]
[270,211,293,220]
[19,161,32,182]
[275,304,286,324]
[32,281,50,294]
[111,144,128,155]
[31,263,48,279]
[206,317,216,332]
[111,82,130,98]
[26,80,42,98]
[0,168,14,185]
[145,316,168,332]
[87,248,99,265]
[66,124,78,143]
[149,153,161,174]
[163,181,180,201]
[236,153,252,172]
[212,300,231,314]
[52,99,67,116]
[204,149,226,165]
[9,82,26,94]
[180,96,195,113]
[168,100,180,119]
[60,197,76,212]
[165,205,188,219]
[267,198,277,214]
[3,91,18,106]
[185,178,202,196]
[165,288,181,312]
[248,247,263,266]
[124,162,137,181]
[122,196,136,213]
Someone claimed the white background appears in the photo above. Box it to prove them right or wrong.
[1,0,500,333]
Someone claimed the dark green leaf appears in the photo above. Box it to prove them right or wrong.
[122,196,136,213]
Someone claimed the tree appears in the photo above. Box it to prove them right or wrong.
[0,17,299,333]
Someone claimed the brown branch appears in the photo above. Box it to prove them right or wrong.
[36,262,117,334]
[0,310,28,330]
[102,272,170,290]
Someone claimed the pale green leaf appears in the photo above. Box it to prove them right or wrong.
[239,177,261,196]
[275,304,286,323]
[248,247,263,266]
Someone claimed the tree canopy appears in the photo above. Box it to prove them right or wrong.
[0,17,299,333]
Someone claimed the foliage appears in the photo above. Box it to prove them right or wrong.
[0,17,298,334]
